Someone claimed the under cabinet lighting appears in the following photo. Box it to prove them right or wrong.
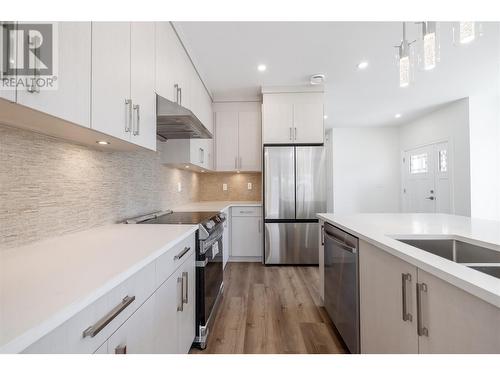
[96,140,110,145]
[395,113,402,119]
[257,64,267,72]
[185,165,190,169]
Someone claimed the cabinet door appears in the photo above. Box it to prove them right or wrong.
[91,22,131,141]
[107,293,155,354]
[231,216,263,257]
[359,240,418,353]
[130,22,156,151]
[293,93,324,144]
[178,255,196,353]
[17,22,91,127]
[154,268,181,354]
[155,22,182,102]
[416,269,500,354]
[238,111,261,171]
[262,94,293,144]
[215,111,239,171]
[0,22,16,102]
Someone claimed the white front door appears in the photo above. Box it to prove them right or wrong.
[403,142,451,213]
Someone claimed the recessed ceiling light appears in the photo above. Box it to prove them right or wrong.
[357,61,369,70]
[324,115,328,119]
[257,64,267,72]
[96,140,110,145]
[395,113,402,119]
[310,74,326,85]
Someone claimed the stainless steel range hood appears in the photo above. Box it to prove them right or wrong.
[156,94,213,141]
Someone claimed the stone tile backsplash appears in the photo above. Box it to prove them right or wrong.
[198,172,262,202]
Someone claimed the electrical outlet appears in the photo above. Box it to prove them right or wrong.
[247,182,252,190]
[177,182,182,192]
[222,183,228,191]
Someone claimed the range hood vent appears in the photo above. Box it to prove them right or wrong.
[156,94,213,141]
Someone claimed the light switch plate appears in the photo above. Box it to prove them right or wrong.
[247,182,252,190]
[177,182,182,192]
[222,183,228,191]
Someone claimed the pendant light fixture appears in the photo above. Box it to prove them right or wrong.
[395,22,415,88]
[453,22,483,45]
[416,22,440,71]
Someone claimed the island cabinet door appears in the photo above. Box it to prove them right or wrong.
[359,240,418,354]
[416,269,500,354]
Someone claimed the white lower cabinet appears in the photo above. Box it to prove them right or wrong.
[230,206,263,259]
[359,240,500,354]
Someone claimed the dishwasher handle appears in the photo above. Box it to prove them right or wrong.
[324,231,357,254]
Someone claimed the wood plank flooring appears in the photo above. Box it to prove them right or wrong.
[190,262,347,354]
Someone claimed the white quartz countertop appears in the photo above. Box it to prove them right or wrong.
[317,213,500,308]
[173,200,262,212]
[0,224,197,353]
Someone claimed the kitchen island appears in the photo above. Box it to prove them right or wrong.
[317,213,500,354]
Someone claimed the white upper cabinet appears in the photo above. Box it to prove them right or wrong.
[16,22,91,127]
[0,22,17,102]
[215,111,239,171]
[91,22,132,142]
[238,111,262,171]
[130,22,156,151]
[92,22,156,151]
[214,103,261,172]
[262,91,324,144]
[155,22,182,102]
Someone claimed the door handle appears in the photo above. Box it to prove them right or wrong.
[401,273,413,322]
[177,276,184,311]
[416,282,429,336]
[425,196,435,201]
[133,104,140,136]
[182,271,188,304]
[114,345,127,354]
[174,84,179,104]
[124,99,132,133]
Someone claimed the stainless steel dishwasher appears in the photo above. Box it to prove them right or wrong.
[324,223,360,354]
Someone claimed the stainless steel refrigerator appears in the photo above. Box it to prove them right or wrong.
[264,146,326,265]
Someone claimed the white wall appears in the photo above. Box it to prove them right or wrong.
[468,93,500,220]
[399,99,471,216]
[332,126,401,214]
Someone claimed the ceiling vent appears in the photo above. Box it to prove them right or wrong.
[310,74,326,85]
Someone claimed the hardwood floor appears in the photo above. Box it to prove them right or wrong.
[190,262,347,354]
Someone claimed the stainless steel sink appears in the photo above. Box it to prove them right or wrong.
[395,238,500,279]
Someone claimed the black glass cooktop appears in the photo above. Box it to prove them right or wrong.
[139,211,219,225]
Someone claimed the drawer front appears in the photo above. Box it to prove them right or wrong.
[155,234,195,288]
[231,206,262,217]
[23,261,156,353]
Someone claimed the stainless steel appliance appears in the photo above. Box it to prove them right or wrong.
[156,94,213,141]
[323,223,360,353]
[264,145,326,264]
[124,210,225,349]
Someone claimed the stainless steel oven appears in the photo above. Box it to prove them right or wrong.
[324,223,360,354]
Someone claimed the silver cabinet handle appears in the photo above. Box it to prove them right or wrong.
[179,87,182,106]
[321,225,325,246]
[401,273,413,322]
[294,127,297,140]
[177,276,183,311]
[174,84,179,104]
[425,196,435,200]
[82,295,136,338]
[199,148,204,164]
[239,210,253,214]
[132,104,140,136]
[115,345,127,354]
[124,99,132,132]
[182,271,188,304]
[174,246,190,261]
[416,282,429,336]
[289,127,292,140]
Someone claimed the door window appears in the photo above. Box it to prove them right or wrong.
[409,153,428,174]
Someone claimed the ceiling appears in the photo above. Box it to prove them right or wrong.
[174,22,500,128]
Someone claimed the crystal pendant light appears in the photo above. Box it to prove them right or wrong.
[395,23,415,88]
[416,22,440,71]
[453,22,483,45]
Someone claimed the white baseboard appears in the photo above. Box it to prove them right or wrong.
[228,256,262,263]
